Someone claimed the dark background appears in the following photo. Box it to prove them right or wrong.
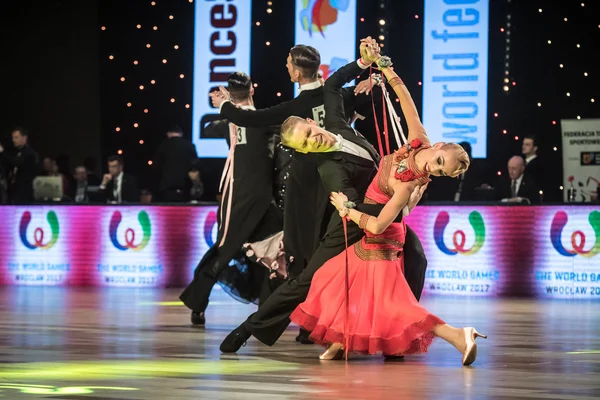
[1,0,598,201]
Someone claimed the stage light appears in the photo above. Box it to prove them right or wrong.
[547,40,551,44]
[162,59,167,64]
[276,92,281,97]
[566,92,571,96]
[514,136,519,141]
[266,41,271,46]
[144,109,149,113]
[537,103,541,107]
[134,123,139,128]
[553,147,558,151]
[500,28,504,32]
[133,60,139,65]
[153,26,158,31]
[576,44,580,48]
[560,64,564,68]
[139,85,145,90]
[266,8,272,13]
[170,98,176,103]
[109,55,114,60]
[139,140,144,144]
[497,171,502,176]
[118,149,123,155]
[179,74,185,79]
[151,1,156,5]
[584,72,588,76]
[174,45,179,50]
[564,18,568,22]
[169,15,174,20]
[148,160,153,165]
[101,26,106,31]
[360,17,364,22]
[379,19,385,25]
[577,115,581,119]
[538,8,542,12]
[267,1,272,4]
[185,104,190,109]
[146,44,151,48]
[253,83,258,88]
[418,81,422,86]
[503,85,509,92]
[127,102,132,107]
[150,80,156,84]
[379,35,384,40]
[415,15,419,19]
[120,77,125,82]
[552,121,557,125]
[494,113,499,117]
[502,130,507,134]
[592,98,595,103]
[115,127,121,132]
[560,186,564,190]
[137,24,142,29]
[256,22,261,26]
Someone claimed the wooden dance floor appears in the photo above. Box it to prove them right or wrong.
[0,287,598,399]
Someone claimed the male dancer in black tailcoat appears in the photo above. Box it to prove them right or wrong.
[179,72,283,324]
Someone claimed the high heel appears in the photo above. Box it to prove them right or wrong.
[462,327,487,366]
[319,343,345,360]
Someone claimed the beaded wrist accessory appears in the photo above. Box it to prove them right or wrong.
[359,213,371,229]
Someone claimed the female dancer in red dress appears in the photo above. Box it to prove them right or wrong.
[290,37,486,366]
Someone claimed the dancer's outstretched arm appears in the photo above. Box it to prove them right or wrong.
[360,37,429,145]
[330,183,427,235]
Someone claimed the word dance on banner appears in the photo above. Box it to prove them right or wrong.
[192,0,252,158]
[0,205,598,300]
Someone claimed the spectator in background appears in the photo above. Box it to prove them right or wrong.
[99,155,139,203]
[496,156,539,204]
[56,154,75,198]
[154,125,198,202]
[0,127,39,204]
[41,156,70,199]
[522,134,542,184]
[188,159,204,202]
[73,165,90,203]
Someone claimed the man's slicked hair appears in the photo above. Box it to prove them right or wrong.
[289,45,321,80]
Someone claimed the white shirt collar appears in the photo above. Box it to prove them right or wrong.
[298,80,322,92]
[513,174,524,186]
[240,105,256,111]
[525,154,537,164]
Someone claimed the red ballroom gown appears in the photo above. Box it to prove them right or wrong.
[290,153,444,356]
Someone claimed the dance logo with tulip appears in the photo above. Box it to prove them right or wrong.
[433,211,486,256]
[550,211,600,258]
[300,0,349,37]
[109,211,151,251]
[19,211,60,250]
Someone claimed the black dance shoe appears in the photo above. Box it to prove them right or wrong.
[220,325,251,353]
[295,329,314,345]
[383,355,405,362]
[191,312,205,325]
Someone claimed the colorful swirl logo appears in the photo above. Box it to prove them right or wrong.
[550,210,600,258]
[19,211,60,250]
[109,211,151,251]
[300,0,349,37]
[203,211,217,247]
[433,211,485,256]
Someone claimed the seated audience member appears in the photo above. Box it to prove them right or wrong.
[84,156,101,186]
[73,165,90,203]
[496,156,539,204]
[99,155,140,203]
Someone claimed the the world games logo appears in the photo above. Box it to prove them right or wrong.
[19,211,60,250]
[433,211,485,256]
[109,211,151,251]
[300,0,349,37]
[550,210,600,258]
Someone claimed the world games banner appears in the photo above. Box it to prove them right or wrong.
[0,205,598,300]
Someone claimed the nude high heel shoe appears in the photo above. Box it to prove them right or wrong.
[319,343,345,360]
[462,327,487,366]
